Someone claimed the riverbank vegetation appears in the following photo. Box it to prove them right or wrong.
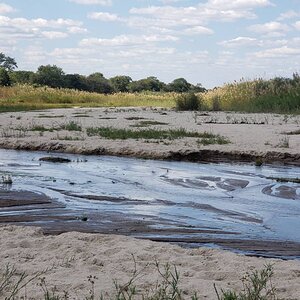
[202,74,300,114]
[0,52,299,114]
[0,262,277,300]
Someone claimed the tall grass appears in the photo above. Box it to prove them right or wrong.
[1,75,300,114]
[0,85,176,112]
[202,75,300,113]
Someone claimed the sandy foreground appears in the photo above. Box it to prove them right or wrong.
[0,107,299,164]
[1,225,300,300]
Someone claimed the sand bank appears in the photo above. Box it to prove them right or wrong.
[0,108,299,165]
[0,225,300,299]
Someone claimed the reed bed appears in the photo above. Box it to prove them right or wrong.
[202,76,300,113]
[0,85,176,112]
[1,76,299,114]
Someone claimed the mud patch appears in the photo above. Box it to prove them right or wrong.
[262,185,300,200]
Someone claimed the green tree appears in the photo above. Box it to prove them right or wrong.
[9,70,35,85]
[0,52,17,71]
[191,83,207,93]
[109,75,132,92]
[128,77,165,92]
[86,72,113,94]
[167,78,191,93]
[0,68,11,86]
[33,65,65,88]
[64,74,88,91]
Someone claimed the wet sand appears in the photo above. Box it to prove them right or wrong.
[1,189,299,259]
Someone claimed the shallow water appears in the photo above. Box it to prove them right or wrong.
[0,149,300,258]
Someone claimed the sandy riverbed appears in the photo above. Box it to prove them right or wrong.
[0,225,300,299]
[0,108,300,299]
[0,107,299,164]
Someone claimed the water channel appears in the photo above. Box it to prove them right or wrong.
[0,149,299,258]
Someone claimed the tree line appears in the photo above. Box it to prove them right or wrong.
[0,52,206,94]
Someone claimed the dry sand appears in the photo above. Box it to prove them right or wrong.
[0,108,300,299]
[0,107,299,164]
[1,225,300,299]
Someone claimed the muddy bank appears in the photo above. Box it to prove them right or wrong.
[0,140,299,166]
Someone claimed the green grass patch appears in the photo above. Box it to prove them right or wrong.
[86,127,219,140]
[197,136,230,146]
[60,121,82,131]
[30,125,56,132]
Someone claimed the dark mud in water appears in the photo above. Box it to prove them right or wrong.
[0,149,300,258]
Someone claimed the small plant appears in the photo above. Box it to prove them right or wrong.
[61,121,82,132]
[39,277,69,300]
[197,136,230,146]
[278,136,289,148]
[54,134,84,141]
[255,158,263,167]
[30,125,52,132]
[215,264,277,300]
[175,93,201,111]
[0,264,49,300]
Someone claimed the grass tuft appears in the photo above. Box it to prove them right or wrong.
[86,127,223,140]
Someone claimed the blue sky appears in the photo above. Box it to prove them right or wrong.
[0,0,300,87]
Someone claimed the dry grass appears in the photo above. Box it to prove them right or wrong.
[0,85,176,112]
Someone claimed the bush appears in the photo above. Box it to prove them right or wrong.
[212,95,221,111]
[175,93,201,111]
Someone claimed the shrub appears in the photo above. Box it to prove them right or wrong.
[215,264,277,300]
[175,93,201,111]
[212,95,221,111]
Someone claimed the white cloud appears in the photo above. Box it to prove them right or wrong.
[248,21,290,36]
[0,16,82,29]
[128,0,274,34]
[219,36,257,47]
[277,10,300,21]
[69,0,112,5]
[254,46,300,58]
[159,0,186,3]
[0,3,15,14]
[206,0,273,9]
[0,16,86,41]
[183,26,214,35]
[41,31,69,39]
[80,34,179,47]
[294,21,300,30]
[67,26,88,34]
[88,12,121,21]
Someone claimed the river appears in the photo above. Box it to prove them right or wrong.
[0,149,299,258]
